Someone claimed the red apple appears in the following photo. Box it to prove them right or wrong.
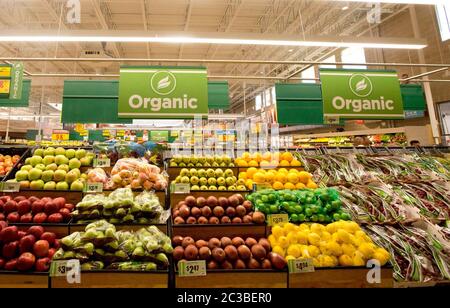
[53,239,60,249]
[19,234,36,253]
[0,200,4,212]
[4,258,17,271]
[47,213,63,223]
[53,197,66,209]
[64,203,75,211]
[14,196,27,203]
[40,197,52,204]
[7,212,20,223]
[2,241,19,259]
[33,240,49,258]
[0,195,11,203]
[17,252,36,271]
[0,213,5,221]
[27,226,44,239]
[33,213,47,224]
[48,248,56,259]
[3,200,17,214]
[0,225,19,242]
[17,200,31,215]
[0,258,5,269]
[20,213,33,223]
[59,208,71,222]
[35,257,50,272]
[0,220,7,231]
[28,196,40,204]
[18,231,27,238]
[40,232,56,246]
[31,200,45,214]
[44,201,59,215]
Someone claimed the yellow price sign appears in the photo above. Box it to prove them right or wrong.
[0,80,11,94]
[52,133,69,141]
[0,66,11,77]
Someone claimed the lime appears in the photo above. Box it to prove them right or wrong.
[268,194,277,203]
[305,208,313,217]
[261,195,269,203]
[269,204,279,214]
[311,206,319,214]
[324,204,332,213]
[294,205,303,214]
[324,215,332,223]
[340,212,351,220]
[290,214,299,222]
[333,213,341,221]
[311,215,318,222]
[318,214,325,222]
[298,214,306,222]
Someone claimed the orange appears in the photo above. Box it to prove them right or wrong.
[275,173,287,184]
[281,152,294,162]
[272,181,284,190]
[236,159,248,167]
[307,180,318,189]
[246,167,258,178]
[264,172,275,183]
[248,160,259,167]
[279,160,290,167]
[245,179,254,190]
[290,159,302,167]
[298,171,312,184]
[253,172,266,183]
[278,168,288,174]
[242,152,251,162]
[287,173,299,184]
[238,172,247,180]
[284,182,296,190]
[296,182,306,189]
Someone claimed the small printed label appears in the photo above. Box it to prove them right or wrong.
[172,183,190,194]
[178,260,206,277]
[93,158,111,168]
[288,258,315,274]
[83,182,103,193]
[253,183,272,191]
[49,260,80,277]
[1,182,20,192]
[267,213,289,226]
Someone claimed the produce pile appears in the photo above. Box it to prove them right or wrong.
[0,195,73,224]
[104,158,168,191]
[54,220,172,271]
[172,194,265,225]
[169,155,235,168]
[72,188,166,224]
[172,235,287,270]
[248,189,350,223]
[239,168,317,190]
[234,151,302,168]
[0,154,20,176]
[268,221,390,268]
[12,147,93,191]
[0,223,59,272]
[172,168,244,191]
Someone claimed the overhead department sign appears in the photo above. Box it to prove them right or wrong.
[118,66,208,119]
[320,69,404,123]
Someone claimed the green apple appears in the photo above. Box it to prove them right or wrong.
[20,181,30,190]
[173,155,182,164]
[30,155,42,166]
[189,169,198,177]
[190,176,199,185]
[80,157,90,166]
[65,170,78,184]
[205,155,214,164]
[191,185,200,191]
[218,186,227,191]
[70,180,84,191]
[35,164,46,171]
[170,162,178,167]
[197,169,206,178]
[71,168,81,178]
[65,149,76,159]
[58,164,69,172]
[43,147,55,156]
[228,185,237,191]
[55,155,69,165]
[44,181,56,190]
[175,176,181,183]
[33,148,44,157]
[15,170,29,181]
[56,181,69,190]
[21,165,32,171]
[45,163,57,171]
[182,156,190,164]
[215,156,223,164]
[225,177,235,186]
[203,162,211,167]
[217,177,226,186]
[180,176,190,184]
[191,156,198,164]
[229,163,235,167]
[209,185,218,190]
[199,177,207,186]
[43,155,55,166]
[195,163,203,167]
[207,178,217,186]
[28,168,42,181]
[75,149,86,159]
[55,147,66,156]
[187,163,194,167]
[180,168,190,177]
[237,179,246,186]
[198,157,206,164]
[178,162,186,167]
[237,185,247,191]
[214,169,224,178]
[223,155,232,164]
[224,169,234,178]
[206,169,215,178]
[211,162,219,167]
[30,179,44,190]
[41,170,54,182]
[220,162,227,167]
[200,185,209,191]
[69,158,81,170]
[232,176,237,182]
[54,169,67,182]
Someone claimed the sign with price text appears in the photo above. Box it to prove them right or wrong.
[178,260,206,277]
[49,260,80,277]
[83,182,103,193]
[267,214,289,226]
[0,182,20,192]
[93,158,111,168]
[288,258,315,274]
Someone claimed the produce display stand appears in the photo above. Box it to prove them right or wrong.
[175,269,287,288]
[0,271,49,288]
[50,270,169,288]
[288,266,393,288]
[172,222,266,239]
[170,190,251,208]
[167,166,239,181]
[2,190,83,205]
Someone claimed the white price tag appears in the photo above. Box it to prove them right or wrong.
[288,258,315,274]
[49,260,80,277]
[1,182,20,192]
[172,183,190,194]
[83,182,103,193]
[93,158,111,168]
[267,214,289,226]
[178,260,206,277]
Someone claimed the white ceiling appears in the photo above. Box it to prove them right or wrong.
[0,0,413,117]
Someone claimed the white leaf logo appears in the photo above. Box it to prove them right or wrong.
[355,79,367,92]
[157,76,171,90]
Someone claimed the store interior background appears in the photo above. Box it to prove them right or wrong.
[0,1,448,146]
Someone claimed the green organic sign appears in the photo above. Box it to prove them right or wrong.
[150,131,169,142]
[10,62,24,100]
[320,69,404,121]
[118,66,208,119]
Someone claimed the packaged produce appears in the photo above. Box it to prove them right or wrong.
[105,158,167,191]
[268,221,390,268]
[87,168,108,184]
[172,193,265,225]
[169,154,235,168]
[172,168,243,191]
[234,151,302,168]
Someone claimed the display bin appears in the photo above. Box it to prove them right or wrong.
[167,166,240,181]
[175,269,287,288]
[288,267,393,288]
[10,222,70,238]
[50,270,169,288]
[170,190,251,208]
[1,190,84,205]
[172,222,266,239]
[0,271,49,288]
[0,145,31,180]
[69,222,168,234]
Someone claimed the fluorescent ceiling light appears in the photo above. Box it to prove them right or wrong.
[330,0,447,4]
[0,31,427,49]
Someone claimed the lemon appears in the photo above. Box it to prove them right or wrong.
[238,172,247,180]
[296,182,306,189]
[272,181,284,190]
[245,179,254,190]
[290,159,302,167]
[279,160,290,167]
[296,231,309,245]
[322,255,337,267]
[326,241,343,257]
[260,160,270,168]
[286,232,297,245]
[307,232,321,246]
[358,243,375,259]
[339,254,354,266]
[271,225,284,238]
[287,245,301,258]
[298,171,312,184]
[251,152,262,163]
[310,223,325,235]
[287,173,299,184]
[336,229,351,244]
[288,168,299,174]
[236,159,248,167]
[325,222,338,234]
[307,180,318,189]
[301,246,311,258]
[278,168,289,174]
[248,160,259,167]
[342,243,356,256]
[344,221,360,234]
[272,245,285,257]
[275,173,287,184]
[308,245,320,257]
[253,172,266,183]
[284,182,296,190]
[373,248,390,266]
[299,223,310,231]
[242,152,251,162]
[320,231,331,241]
[281,152,294,162]
[283,223,296,233]
[262,152,273,162]
[353,251,366,266]
[264,172,275,182]
[278,236,289,249]
[268,234,277,246]
[313,257,321,267]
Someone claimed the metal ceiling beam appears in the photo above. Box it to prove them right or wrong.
[178,0,193,60]
[141,0,151,60]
